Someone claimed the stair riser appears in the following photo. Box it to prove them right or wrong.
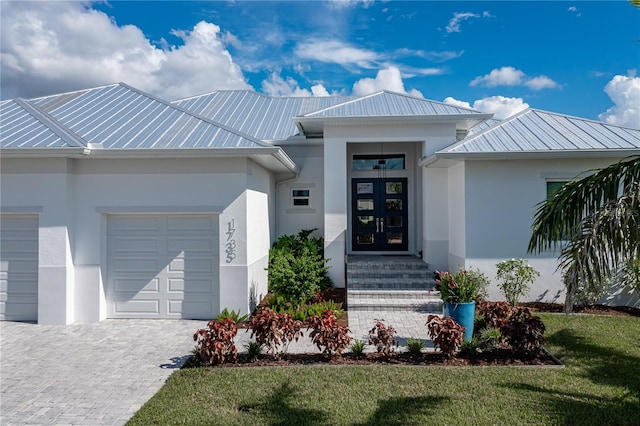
[347,304,442,313]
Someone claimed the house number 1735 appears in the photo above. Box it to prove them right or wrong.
[225,219,237,263]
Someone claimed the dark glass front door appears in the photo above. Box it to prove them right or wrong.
[351,178,408,251]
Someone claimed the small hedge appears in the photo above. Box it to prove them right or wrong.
[268,228,332,304]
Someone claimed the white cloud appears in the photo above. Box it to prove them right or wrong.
[325,0,374,10]
[294,39,379,68]
[352,66,424,98]
[445,11,491,33]
[567,6,582,16]
[470,66,559,90]
[472,96,529,119]
[598,74,640,129]
[444,95,529,119]
[395,48,464,63]
[443,97,472,109]
[0,1,251,100]
[261,72,331,97]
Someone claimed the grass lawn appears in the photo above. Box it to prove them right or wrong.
[127,314,640,425]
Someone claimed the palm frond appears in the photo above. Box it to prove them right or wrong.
[528,156,640,255]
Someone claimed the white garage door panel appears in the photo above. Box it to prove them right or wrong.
[0,215,38,321]
[107,214,219,319]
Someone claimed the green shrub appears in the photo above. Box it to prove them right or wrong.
[244,341,263,359]
[268,229,332,304]
[216,308,249,323]
[459,338,480,356]
[349,340,366,357]
[406,338,424,357]
[479,327,503,348]
[466,267,491,300]
[496,259,540,306]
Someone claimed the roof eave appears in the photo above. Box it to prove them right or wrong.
[436,148,640,160]
[86,147,300,174]
[0,147,89,157]
[294,114,493,137]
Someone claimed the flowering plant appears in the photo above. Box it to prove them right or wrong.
[435,269,479,304]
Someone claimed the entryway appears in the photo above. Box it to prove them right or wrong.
[351,178,408,251]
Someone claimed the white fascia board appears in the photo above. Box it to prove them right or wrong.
[0,148,88,157]
[436,149,640,161]
[85,147,300,174]
[295,114,492,127]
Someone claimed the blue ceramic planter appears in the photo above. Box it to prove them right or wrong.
[445,301,475,341]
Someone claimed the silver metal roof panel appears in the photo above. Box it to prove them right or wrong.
[303,91,485,118]
[28,83,268,150]
[174,91,353,141]
[1,99,86,148]
[444,109,640,155]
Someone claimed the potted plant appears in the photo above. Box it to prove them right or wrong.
[435,269,479,341]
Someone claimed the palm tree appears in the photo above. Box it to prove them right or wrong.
[528,156,640,312]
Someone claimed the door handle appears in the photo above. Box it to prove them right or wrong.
[375,218,380,233]
[380,217,384,232]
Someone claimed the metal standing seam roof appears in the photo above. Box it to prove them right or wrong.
[173,91,354,141]
[302,91,487,118]
[441,108,640,155]
[25,83,270,150]
[0,99,87,148]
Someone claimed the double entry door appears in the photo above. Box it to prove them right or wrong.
[351,178,408,251]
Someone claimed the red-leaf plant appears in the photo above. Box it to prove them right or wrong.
[368,319,398,357]
[476,301,546,356]
[249,307,303,357]
[426,314,465,358]
[193,317,238,366]
[308,309,352,357]
[499,307,546,356]
[477,300,514,328]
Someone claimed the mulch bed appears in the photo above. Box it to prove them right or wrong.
[184,347,561,369]
[193,289,638,370]
[521,301,640,317]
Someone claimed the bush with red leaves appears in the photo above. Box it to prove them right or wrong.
[368,319,398,357]
[426,315,465,358]
[308,309,352,356]
[249,307,303,357]
[193,318,238,366]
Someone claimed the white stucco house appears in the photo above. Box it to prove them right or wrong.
[1,82,639,324]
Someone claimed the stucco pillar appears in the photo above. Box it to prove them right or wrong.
[38,174,74,325]
[323,138,347,288]
[219,191,250,315]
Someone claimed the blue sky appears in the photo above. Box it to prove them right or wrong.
[1,1,639,126]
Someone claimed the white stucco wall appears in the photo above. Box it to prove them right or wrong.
[423,166,449,270]
[276,144,325,237]
[322,122,457,286]
[448,162,466,271]
[1,158,75,324]
[460,157,637,305]
[1,156,276,323]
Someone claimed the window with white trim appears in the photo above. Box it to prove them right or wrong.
[292,189,310,207]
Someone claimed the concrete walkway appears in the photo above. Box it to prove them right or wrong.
[1,320,203,425]
[1,310,436,425]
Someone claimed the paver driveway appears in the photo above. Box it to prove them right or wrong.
[1,319,205,425]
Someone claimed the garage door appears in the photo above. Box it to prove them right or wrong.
[107,214,218,319]
[0,215,38,321]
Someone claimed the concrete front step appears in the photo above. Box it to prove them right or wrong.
[346,255,440,312]
[348,279,437,291]
[348,290,442,312]
[347,300,443,312]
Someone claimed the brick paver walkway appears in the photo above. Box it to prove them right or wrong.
[1,310,437,425]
